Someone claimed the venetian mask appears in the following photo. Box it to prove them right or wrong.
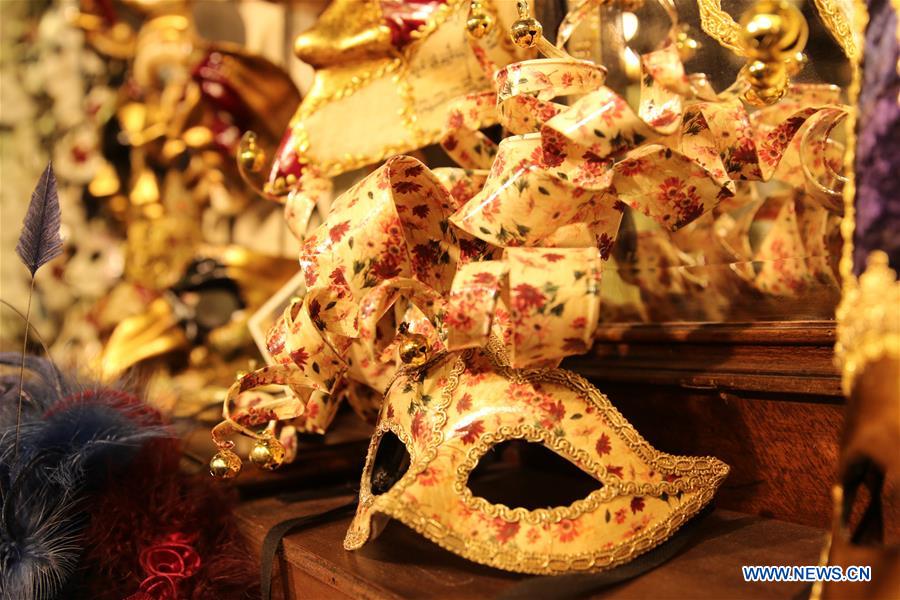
[237,0,529,203]
[344,338,728,573]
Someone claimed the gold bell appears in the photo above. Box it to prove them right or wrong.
[237,131,265,173]
[510,18,542,48]
[741,59,788,105]
[399,332,429,367]
[467,0,494,39]
[248,434,287,471]
[739,0,807,61]
[743,59,787,89]
[467,12,494,39]
[209,448,243,479]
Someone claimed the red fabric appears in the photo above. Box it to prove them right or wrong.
[123,533,202,600]
[69,392,258,599]
[381,0,446,48]
[268,126,306,184]
[45,389,160,425]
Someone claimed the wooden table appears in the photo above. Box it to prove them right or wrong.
[237,495,827,599]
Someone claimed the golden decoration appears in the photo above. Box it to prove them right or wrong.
[735,1,808,106]
[738,0,807,59]
[248,434,287,470]
[238,131,265,174]
[697,0,857,59]
[399,333,430,367]
[291,0,388,68]
[835,252,900,395]
[209,447,243,479]
[837,1,865,289]
[812,0,859,59]
[510,0,544,50]
[510,17,542,48]
[467,0,495,38]
[279,0,464,178]
[96,297,188,381]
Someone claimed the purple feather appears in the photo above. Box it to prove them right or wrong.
[16,163,63,277]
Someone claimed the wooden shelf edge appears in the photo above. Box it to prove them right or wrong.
[566,364,843,398]
[593,320,837,345]
[236,496,829,600]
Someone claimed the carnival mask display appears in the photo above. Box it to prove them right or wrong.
[64,0,304,413]
[209,152,731,573]
[209,0,857,577]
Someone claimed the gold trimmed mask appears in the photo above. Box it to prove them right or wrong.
[344,339,728,574]
[254,0,529,195]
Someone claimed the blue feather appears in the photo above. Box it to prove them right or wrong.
[16,163,63,277]
[0,356,167,599]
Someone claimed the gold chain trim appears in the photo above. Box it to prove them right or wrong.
[813,0,858,59]
[293,0,463,177]
[696,0,743,54]
[451,340,728,525]
[835,252,900,394]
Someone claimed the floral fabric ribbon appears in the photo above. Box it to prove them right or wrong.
[213,40,848,455]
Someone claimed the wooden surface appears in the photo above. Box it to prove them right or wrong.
[570,320,845,529]
[602,385,844,529]
[575,320,842,397]
[591,320,837,345]
[236,496,827,600]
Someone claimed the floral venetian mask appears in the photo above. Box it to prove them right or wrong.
[345,338,728,574]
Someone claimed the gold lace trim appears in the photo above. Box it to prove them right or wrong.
[348,340,728,573]
[292,0,512,177]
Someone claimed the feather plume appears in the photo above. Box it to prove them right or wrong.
[16,162,63,277]
[0,356,166,599]
[0,356,258,599]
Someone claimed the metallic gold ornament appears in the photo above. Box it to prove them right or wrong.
[237,131,266,174]
[743,59,787,89]
[466,6,495,39]
[248,434,286,470]
[399,333,429,367]
[737,0,808,106]
[291,0,391,68]
[209,447,242,478]
[743,82,788,106]
[739,0,807,60]
[510,18,542,48]
[835,251,900,395]
[697,0,855,59]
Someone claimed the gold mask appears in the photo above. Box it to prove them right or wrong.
[345,338,728,574]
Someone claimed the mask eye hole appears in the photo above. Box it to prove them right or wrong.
[370,431,411,495]
[466,440,602,510]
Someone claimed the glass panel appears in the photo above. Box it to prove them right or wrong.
[575,0,850,324]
